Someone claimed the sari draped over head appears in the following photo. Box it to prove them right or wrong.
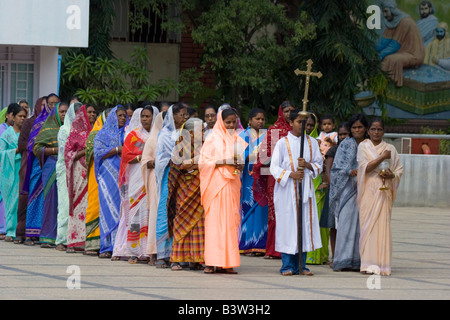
[93,105,129,253]
[65,105,93,250]
[167,118,205,263]
[252,104,291,258]
[238,126,269,254]
[0,126,21,238]
[0,108,6,124]
[154,105,177,260]
[24,103,52,238]
[141,111,165,255]
[55,103,77,246]
[113,107,158,259]
[329,137,361,271]
[84,111,106,252]
[199,109,246,268]
[33,104,63,245]
[0,119,8,235]
[357,139,403,276]
[15,97,44,240]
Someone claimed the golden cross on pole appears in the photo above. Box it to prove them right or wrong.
[294,59,322,118]
[293,59,322,265]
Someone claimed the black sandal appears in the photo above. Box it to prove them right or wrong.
[98,252,112,259]
[24,238,35,246]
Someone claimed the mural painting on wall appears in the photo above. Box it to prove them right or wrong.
[368,0,449,120]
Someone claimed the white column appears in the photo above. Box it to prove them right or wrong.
[38,46,59,97]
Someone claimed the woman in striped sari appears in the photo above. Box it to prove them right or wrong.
[0,104,28,241]
[154,103,188,267]
[113,106,158,262]
[64,104,97,253]
[168,117,205,270]
[83,109,109,255]
[33,102,68,247]
[94,105,129,258]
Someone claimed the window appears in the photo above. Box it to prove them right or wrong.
[111,0,181,43]
[0,46,37,110]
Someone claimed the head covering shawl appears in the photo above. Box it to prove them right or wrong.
[64,105,93,191]
[119,107,158,187]
[140,111,165,210]
[154,105,177,190]
[22,99,52,192]
[199,109,247,214]
[252,103,292,206]
[85,110,107,172]
[33,103,63,165]
[93,105,129,178]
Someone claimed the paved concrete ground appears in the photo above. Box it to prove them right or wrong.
[1,206,449,302]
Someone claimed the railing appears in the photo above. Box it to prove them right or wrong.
[384,133,450,140]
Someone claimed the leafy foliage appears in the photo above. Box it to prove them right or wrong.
[63,46,178,110]
[290,0,387,123]
[190,1,316,111]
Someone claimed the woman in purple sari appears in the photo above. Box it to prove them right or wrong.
[24,94,59,245]
[33,101,68,248]
[13,96,46,244]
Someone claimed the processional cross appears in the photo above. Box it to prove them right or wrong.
[293,59,322,269]
[294,59,323,117]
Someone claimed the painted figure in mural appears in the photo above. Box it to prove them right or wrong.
[416,1,439,48]
[424,22,450,70]
[376,0,425,87]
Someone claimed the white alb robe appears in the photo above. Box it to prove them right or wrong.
[270,132,323,255]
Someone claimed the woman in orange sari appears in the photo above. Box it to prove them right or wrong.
[83,109,110,255]
[199,107,246,274]
[357,118,403,276]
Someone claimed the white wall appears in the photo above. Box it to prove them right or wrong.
[38,47,59,98]
[394,154,450,208]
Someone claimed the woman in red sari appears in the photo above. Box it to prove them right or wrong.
[64,105,97,252]
[252,101,294,259]
[113,106,158,262]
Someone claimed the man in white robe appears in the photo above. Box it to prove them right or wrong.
[270,111,323,276]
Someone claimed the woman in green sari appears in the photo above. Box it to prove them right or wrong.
[33,102,68,247]
[305,112,330,265]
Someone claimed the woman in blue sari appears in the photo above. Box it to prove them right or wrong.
[0,104,28,241]
[24,94,58,245]
[154,103,188,267]
[33,102,68,248]
[238,108,269,255]
[329,113,368,271]
[93,105,129,259]
[0,105,16,239]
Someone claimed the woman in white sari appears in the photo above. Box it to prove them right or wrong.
[357,118,403,276]
[113,106,158,262]
[141,110,165,265]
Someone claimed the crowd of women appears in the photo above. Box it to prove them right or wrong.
[0,95,402,276]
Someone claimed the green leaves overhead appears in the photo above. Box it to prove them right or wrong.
[63,47,177,110]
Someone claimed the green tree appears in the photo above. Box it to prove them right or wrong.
[59,0,116,102]
[290,0,386,122]
[64,46,178,110]
[190,0,315,112]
